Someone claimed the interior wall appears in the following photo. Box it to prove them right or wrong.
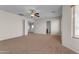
[34,19,46,34]
[51,18,61,35]
[0,10,28,41]
[34,18,61,35]
[62,5,79,53]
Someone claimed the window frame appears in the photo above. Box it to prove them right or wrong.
[72,5,79,39]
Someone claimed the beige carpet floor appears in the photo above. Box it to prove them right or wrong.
[0,33,76,54]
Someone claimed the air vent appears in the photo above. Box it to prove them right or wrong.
[18,13,25,16]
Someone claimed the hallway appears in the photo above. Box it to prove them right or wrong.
[0,33,76,54]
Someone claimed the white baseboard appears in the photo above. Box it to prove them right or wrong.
[0,33,23,41]
[62,43,79,54]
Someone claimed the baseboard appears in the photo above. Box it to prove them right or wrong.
[62,43,79,54]
[0,33,23,41]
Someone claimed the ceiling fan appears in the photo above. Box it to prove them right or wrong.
[31,10,40,17]
[18,9,40,18]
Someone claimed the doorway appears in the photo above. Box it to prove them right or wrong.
[46,21,51,34]
[28,22,34,33]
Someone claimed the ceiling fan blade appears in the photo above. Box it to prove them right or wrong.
[35,13,40,17]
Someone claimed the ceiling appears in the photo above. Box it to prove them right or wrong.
[0,5,62,18]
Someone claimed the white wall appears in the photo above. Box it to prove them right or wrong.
[34,18,61,35]
[34,19,46,34]
[0,10,28,41]
[51,18,61,35]
[62,5,79,53]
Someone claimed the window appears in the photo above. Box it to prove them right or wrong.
[72,5,79,38]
